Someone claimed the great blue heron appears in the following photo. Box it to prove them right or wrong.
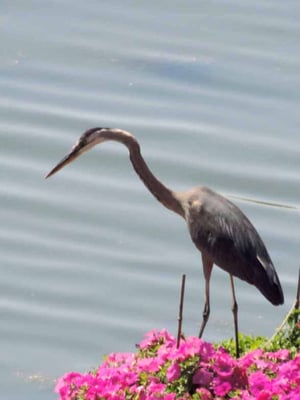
[46,128,284,357]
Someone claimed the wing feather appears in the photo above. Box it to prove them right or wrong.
[187,187,283,305]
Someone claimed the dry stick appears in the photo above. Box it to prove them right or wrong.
[177,274,186,348]
[266,266,300,347]
[295,266,300,311]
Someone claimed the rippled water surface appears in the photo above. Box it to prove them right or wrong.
[1,1,300,398]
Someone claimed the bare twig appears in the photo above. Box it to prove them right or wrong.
[295,266,300,311]
[177,274,186,348]
[266,266,300,347]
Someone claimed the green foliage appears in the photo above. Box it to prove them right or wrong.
[266,308,300,357]
[218,308,300,358]
[217,333,267,357]
[165,356,200,397]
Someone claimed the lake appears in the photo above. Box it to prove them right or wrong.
[1,1,300,398]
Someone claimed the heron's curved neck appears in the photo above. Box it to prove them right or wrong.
[104,130,184,217]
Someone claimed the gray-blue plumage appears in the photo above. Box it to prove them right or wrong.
[187,186,283,305]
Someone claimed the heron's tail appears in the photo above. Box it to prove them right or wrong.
[255,256,284,306]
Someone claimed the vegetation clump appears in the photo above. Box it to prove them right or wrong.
[55,311,299,400]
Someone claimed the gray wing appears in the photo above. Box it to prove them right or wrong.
[188,187,283,305]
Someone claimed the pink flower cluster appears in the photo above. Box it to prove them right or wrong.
[55,329,300,400]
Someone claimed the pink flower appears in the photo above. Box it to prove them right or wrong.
[175,336,203,360]
[138,329,159,349]
[249,371,270,396]
[137,357,161,373]
[192,368,213,386]
[196,387,213,400]
[166,362,181,382]
[199,341,214,362]
[214,381,232,396]
[240,348,264,369]
[256,391,273,400]
[54,371,84,400]
[157,341,177,362]
[213,351,235,378]
[55,371,82,391]
[139,329,175,350]
[266,349,290,361]
[130,385,146,399]
[147,381,167,394]
[104,352,135,365]
[163,394,176,400]
[231,365,248,388]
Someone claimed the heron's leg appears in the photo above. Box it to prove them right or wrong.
[198,254,213,338]
[229,274,240,358]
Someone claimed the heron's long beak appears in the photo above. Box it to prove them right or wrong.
[45,147,81,179]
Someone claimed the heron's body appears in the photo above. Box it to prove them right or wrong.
[180,186,282,305]
[46,127,284,356]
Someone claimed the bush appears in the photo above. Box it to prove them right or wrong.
[55,315,300,400]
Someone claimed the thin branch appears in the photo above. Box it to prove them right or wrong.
[177,274,186,348]
[295,266,300,311]
[266,266,300,347]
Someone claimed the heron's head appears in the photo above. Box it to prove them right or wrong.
[45,127,112,178]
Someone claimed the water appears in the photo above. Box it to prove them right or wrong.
[1,1,300,398]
